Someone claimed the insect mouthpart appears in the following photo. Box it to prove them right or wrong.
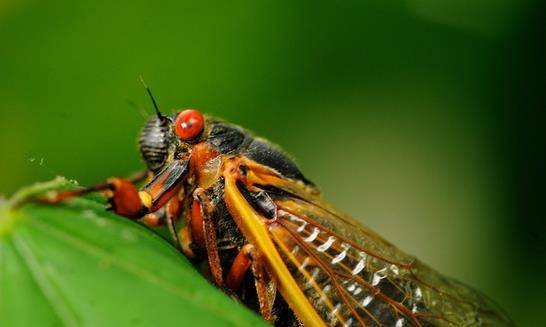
[139,116,171,172]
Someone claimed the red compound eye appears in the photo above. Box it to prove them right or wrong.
[175,109,204,141]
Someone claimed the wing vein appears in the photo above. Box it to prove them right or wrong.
[276,221,375,327]
[279,206,414,269]
[269,229,349,326]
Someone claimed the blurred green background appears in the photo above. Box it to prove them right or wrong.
[1,0,544,325]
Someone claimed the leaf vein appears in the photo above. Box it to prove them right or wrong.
[11,233,81,327]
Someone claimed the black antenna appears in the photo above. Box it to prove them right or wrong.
[139,75,166,121]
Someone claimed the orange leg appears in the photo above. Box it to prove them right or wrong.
[39,159,189,219]
[39,171,148,218]
[226,244,275,323]
[226,244,253,291]
[190,188,224,288]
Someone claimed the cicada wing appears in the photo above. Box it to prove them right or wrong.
[225,158,513,326]
[272,197,512,326]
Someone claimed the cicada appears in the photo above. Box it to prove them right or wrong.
[41,85,512,327]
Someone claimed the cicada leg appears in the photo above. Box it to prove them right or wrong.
[142,191,185,247]
[226,244,276,323]
[188,187,225,288]
[38,159,189,220]
[165,189,185,246]
[225,244,253,292]
[38,171,148,217]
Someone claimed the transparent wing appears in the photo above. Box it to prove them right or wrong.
[242,161,512,327]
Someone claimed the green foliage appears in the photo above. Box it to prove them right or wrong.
[0,178,266,327]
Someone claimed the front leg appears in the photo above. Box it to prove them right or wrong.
[141,190,184,247]
[39,159,189,220]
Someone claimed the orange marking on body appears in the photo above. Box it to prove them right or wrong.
[191,143,219,169]
[190,143,220,182]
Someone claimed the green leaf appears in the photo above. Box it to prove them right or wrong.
[0,178,267,327]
